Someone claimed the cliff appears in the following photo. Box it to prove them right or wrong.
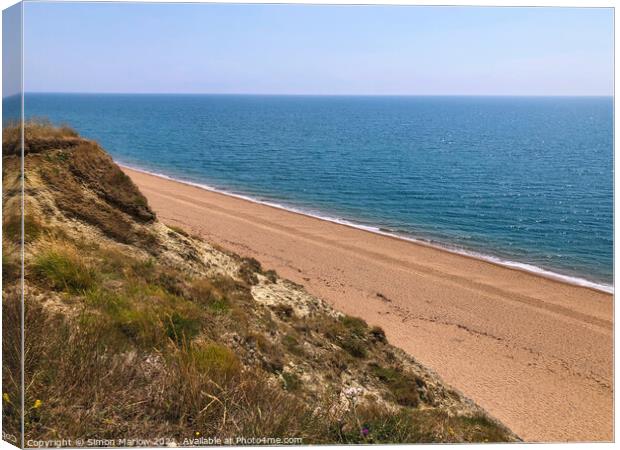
[2,121,518,444]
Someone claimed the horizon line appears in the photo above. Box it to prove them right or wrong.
[4,91,615,98]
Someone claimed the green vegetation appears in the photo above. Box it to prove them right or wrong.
[282,334,304,356]
[2,243,21,284]
[32,243,98,293]
[369,325,387,343]
[166,312,202,345]
[282,372,302,391]
[370,364,422,407]
[264,269,278,283]
[3,118,78,156]
[335,406,509,444]
[324,315,370,358]
[189,343,241,380]
[238,256,262,285]
[3,213,44,243]
[188,278,232,312]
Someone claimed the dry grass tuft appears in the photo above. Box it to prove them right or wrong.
[31,241,98,293]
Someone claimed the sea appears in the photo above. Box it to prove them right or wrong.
[5,93,614,291]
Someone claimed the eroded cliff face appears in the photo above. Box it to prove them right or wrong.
[2,122,518,444]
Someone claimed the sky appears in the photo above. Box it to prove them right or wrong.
[16,2,615,96]
[3,3,21,97]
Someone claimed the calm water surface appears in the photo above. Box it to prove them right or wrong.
[14,94,614,287]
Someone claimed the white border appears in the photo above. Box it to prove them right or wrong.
[0,2,616,449]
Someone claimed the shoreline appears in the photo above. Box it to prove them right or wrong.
[123,165,613,441]
[119,162,613,294]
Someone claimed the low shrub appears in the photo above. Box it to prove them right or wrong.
[264,269,278,283]
[370,326,387,343]
[322,315,370,358]
[238,257,262,285]
[370,364,421,407]
[282,334,304,356]
[190,343,241,381]
[273,304,295,320]
[189,278,231,313]
[3,213,43,243]
[2,242,21,284]
[31,244,97,293]
[341,315,368,336]
[282,372,302,391]
[340,336,367,358]
[165,312,201,346]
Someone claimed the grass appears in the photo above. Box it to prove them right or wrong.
[22,118,78,140]
[165,312,202,346]
[341,315,369,334]
[15,232,514,443]
[112,285,204,349]
[370,364,421,407]
[369,326,387,343]
[3,119,78,156]
[3,242,21,284]
[2,290,22,443]
[58,249,208,350]
[282,372,302,391]
[188,278,231,313]
[333,404,511,444]
[19,299,320,441]
[189,343,241,381]
[58,142,154,223]
[14,122,156,246]
[282,334,304,356]
[334,404,423,444]
[323,315,370,358]
[238,257,262,285]
[3,213,44,243]
[31,243,98,293]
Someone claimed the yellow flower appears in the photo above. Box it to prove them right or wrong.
[194,432,201,437]
[3,393,10,403]
[33,399,42,409]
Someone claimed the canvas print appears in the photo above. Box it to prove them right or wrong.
[2,1,613,446]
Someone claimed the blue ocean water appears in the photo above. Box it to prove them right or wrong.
[17,93,613,288]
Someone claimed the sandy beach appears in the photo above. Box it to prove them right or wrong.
[124,167,613,442]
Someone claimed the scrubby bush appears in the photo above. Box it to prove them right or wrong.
[190,343,241,381]
[370,364,421,407]
[238,256,262,285]
[323,315,370,358]
[165,312,201,346]
[31,244,97,293]
[370,326,387,343]
[3,213,44,243]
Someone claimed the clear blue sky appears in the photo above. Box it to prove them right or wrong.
[21,3,614,96]
[3,3,21,97]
